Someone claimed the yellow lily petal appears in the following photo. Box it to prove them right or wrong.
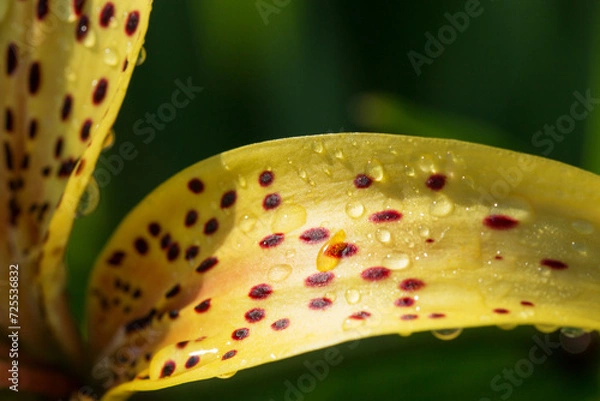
[85,133,599,400]
[0,0,152,366]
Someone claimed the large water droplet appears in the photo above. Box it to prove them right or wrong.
[83,29,97,48]
[342,317,365,331]
[271,204,307,233]
[382,252,410,270]
[316,230,346,272]
[366,159,385,181]
[534,324,559,333]
[431,328,463,340]
[571,241,587,255]
[418,226,430,237]
[345,288,361,305]
[136,46,147,66]
[268,264,292,282]
[345,201,365,219]
[417,155,436,173]
[312,140,324,154]
[376,228,391,244]
[430,196,454,217]
[239,214,257,233]
[490,196,533,223]
[217,371,237,379]
[103,47,120,67]
[571,220,594,235]
[77,177,100,217]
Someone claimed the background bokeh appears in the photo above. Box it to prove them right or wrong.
[67,1,600,400]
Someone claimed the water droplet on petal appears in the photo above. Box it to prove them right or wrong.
[430,195,454,217]
[345,288,361,305]
[535,324,559,333]
[571,241,587,255]
[236,174,247,188]
[217,371,237,379]
[345,201,365,219]
[239,214,257,233]
[103,47,120,66]
[404,165,415,177]
[297,169,307,180]
[571,220,594,235]
[431,328,463,341]
[102,129,115,150]
[311,140,324,154]
[382,252,410,270]
[334,149,344,160]
[342,317,365,331]
[268,264,292,282]
[418,226,430,237]
[77,177,100,217]
[376,228,391,244]
[490,196,533,223]
[366,159,384,181]
[136,46,147,66]
[316,230,346,272]
[560,327,587,339]
[83,29,97,48]
[271,204,307,233]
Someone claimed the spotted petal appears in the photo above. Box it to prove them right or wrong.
[86,133,600,400]
[0,0,152,366]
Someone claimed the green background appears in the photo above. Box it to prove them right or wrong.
[67,1,600,400]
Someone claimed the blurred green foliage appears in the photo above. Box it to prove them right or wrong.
[66,1,599,400]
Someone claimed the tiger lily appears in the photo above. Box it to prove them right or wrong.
[0,1,598,401]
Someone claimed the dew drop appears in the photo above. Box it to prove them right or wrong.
[334,149,344,160]
[418,226,430,237]
[366,159,384,181]
[285,249,296,259]
[571,220,594,235]
[65,66,77,82]
[239,214,257,233]
[76,177,100,217]
[490,196,533,223]
[431,328,462,341]
[316,230,346,272]
[345,288,361,305]
[83,29,97,48]
[417,155,436,173]
[571,241,587,255]
[382,252,410,270]
[311,140,324,154]
[271,204,307,233]
[217,371,238,379]
[268,264,292,282]
[342,317,365,331]
[560,327,587,339]
[297,169,307,180]
[430,196,454,217]
[236,174,247,188]
[376,228,391,244]
[345,201,365,219]
[102,129,115,150]
[103,47,119,66]
[534,324,559,333]
[404,165,415,177]
[136,46,147,66]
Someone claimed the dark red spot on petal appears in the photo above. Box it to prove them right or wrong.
[4,108,13,132]
[125,11,140,35]
[134,237,148,255]
[4,142,13,171]
[244,308,265,323]
[325,242,357,258]
[520,301,534,307]
[122,59,129,71]
[185,210,198,227]
[107,251,125,266]
[76,15,90,41]
[263,193,281,210]
[188,178,204,193]
[29,62,41,95]
[309,297,333,310]
[54,137,64,159]
[28,119,38,139]
[167,242,180,261]
[93,78,108,104]
[99,2,115,27]
[361,267,391,281]
[185,245,199,261]
[196,257,218,273]
[37,0,49,20]
[165,284,180,299]
[160,233,171,249]
[259,233,285,249]
[399,278,425,292]
[425,238,435,243]
[232,328,249,340]
[160,361,175,378]
[369,210,402,223]
[493,308,510,314]
[401,314,418,321]
[7,43,17,76]
[394,297,415,307]
[73,0,85,15]
[426,174,446,191]
[61,95,73,121]
[494,255,503,260]
[259,171,274,187]
[483,215,519,230]
[305,272,334,287]
[148,222,161,237]
[222,350,237,360]
[194,299,211,313]
[540,258,568,270]
[185,355,199,369]
[354,174,373,189]
[299,227,330,244]
[221,190,237,208]
[176,341,189,349]
[271,318,290,330]
[349,311,371,320]
[80,119,92,141]
[204,218,218,235]
[428,313,446,319]
[249,284,273,300]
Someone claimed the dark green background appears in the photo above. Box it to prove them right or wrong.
[67,1,600,400]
